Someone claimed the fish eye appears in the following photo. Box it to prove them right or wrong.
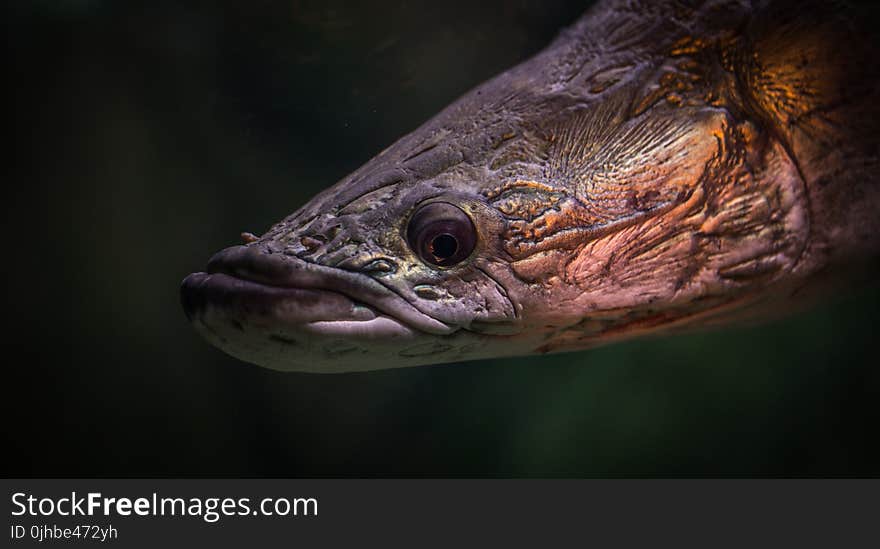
[406,202,477,267]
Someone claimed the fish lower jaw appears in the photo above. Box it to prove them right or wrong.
[188,302,434,373]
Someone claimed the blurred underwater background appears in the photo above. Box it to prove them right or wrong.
[6,0,879,476]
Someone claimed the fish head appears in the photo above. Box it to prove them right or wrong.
[181,110,539,372]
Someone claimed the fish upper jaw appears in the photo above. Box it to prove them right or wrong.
[206,245,452,334]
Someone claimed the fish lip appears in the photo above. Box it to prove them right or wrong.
[180,271,377,327]
[181,245,454,335]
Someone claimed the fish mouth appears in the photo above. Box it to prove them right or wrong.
[180,245,454,370]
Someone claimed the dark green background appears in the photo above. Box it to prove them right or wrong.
[7,0,878,476]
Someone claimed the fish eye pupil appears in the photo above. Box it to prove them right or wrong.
[429,233,458,260]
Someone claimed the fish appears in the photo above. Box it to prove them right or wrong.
[181,0,879,372]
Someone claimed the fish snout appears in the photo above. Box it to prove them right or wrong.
[179,243,458,372]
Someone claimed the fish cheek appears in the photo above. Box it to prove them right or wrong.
[390,263,511,328]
